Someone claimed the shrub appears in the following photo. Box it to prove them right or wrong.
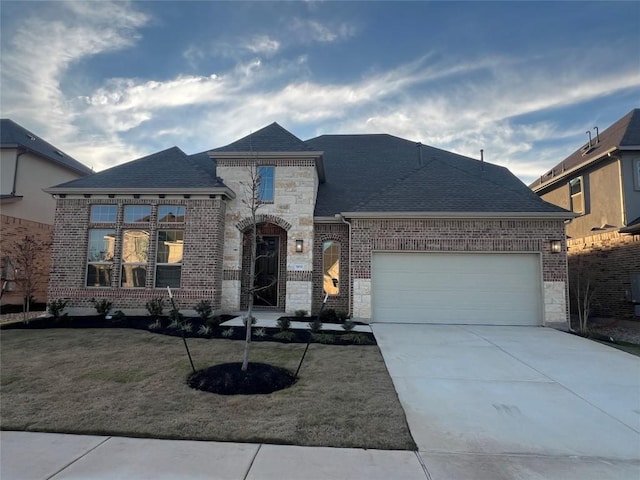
[198,325,212,336]
[294,309,308,317]
[47,299,68,320]
[145,298,164,318]
[342,319,356,331]
[182,322,193,333]
[169,308,184,325]
[277,317,291,331]
[336,311,350,323]
[254,327,267,338]
[273,331,296,341]
[90,298,112,318]
[221,327,235,338]
[344,333,375,345]
[243,315,257,326]
[194,300,213,321]
[148,319,162,330]
[319,308,338,324]
[206,315,225,328]
[311,332,335,344]
[308,317,323,333]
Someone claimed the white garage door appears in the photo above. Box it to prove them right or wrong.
[372,252,542,325]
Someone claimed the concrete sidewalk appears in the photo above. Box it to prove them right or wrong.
[0,431,427,480]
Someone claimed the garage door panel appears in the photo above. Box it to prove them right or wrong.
[372,253,541,325]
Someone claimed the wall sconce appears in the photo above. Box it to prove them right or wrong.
[550,240,562,253]
[295,239,304,253]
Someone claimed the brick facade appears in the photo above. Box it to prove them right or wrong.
[48,196,225,311]
[568,231,640,319]
[348,217,569,324]
[0,214,53,306]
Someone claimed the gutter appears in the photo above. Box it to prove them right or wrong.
[339,211,578,220]
[43,186,236,200]
[11,149,27,196]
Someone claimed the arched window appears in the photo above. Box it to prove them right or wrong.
[323,240,340,295]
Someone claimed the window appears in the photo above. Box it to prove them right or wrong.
[90,205,117,223]
[258,166,275,202]
[569,177,584,214]
[158,205,185,222]
[87,229,116,286]
[323,240,340,295]
[121,230,149,287]
[156,230,184,288]
[124,205,152,223]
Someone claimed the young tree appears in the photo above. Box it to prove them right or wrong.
[239,164,277,372]
[11,235,50,321]
[569,255,597,334]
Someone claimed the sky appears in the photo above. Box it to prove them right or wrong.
[1,1,639,186]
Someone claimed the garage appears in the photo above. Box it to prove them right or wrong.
[371,252,542,325]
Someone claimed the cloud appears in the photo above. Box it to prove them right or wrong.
[289,18,357,43]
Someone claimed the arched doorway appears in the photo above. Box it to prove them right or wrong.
[240,222,287,310]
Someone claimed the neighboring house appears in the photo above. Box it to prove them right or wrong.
[530,109,640,319]
[46,123,573,326]
[1,119,93,307]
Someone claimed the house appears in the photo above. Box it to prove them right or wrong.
[530,109,640,319]
[1,119,92,307]
[45,123,574,325]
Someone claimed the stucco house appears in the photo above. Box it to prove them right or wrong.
[1,119,92,307]
[530,109,640,319]
[46,123,573,325]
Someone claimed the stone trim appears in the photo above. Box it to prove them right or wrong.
[217,159,316,167]
[372,237,542,252]
[223,269,241,280]
[236,214,292,232]
[287,270,312,281]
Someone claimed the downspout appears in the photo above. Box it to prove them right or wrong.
[336,213,352,317]
[12,149,27,196]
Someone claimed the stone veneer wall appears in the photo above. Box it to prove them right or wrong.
[349,218,569,324]
[0,214,53,306]
[568,231,639,319]
[217,159,318,313]
[312,223,349,314]
[48,197,225,310]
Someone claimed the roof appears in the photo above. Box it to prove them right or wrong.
[0,119,92,176]
[620,216,640,235]
[530,108,640,190]
[212,122,314,153]
[48,147,225,191]
[305,134,566,216]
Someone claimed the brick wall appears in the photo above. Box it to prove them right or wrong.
[348,217,569,323]
[568,231,640,319]
[0,214,53,306]
[48,197,226,310]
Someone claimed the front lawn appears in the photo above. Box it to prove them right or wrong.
[0,328,416,450]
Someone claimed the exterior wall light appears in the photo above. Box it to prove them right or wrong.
[295,239,304,253]
[550,240,562,253]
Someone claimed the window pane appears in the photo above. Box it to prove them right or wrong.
[87,229,115,262]
[158,205,185,222]
[121,265,147,288]
[124,205,151,223]
[122,230,149,264]
[90,205,117,223]
[569,177,582,195]
[157,230,184,264]
[87,264,112,287]
[258,166,274,202]
[155,265,181,288]
[323,240,340,295]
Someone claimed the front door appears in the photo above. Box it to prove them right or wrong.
[254,236,279,307]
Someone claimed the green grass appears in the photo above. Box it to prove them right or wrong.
[0,328,415,450]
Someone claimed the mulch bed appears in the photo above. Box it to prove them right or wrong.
[0,314,377,346]
[188,362,296,395]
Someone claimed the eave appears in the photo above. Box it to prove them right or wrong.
[43,186,236,200]
[339,211,578,220]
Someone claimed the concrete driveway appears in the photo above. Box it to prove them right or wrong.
[372,324,640,479]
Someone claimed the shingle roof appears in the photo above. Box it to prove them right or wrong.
[1,119,92,176]
[305,134,565,216]
[212,122,314,152]
[530,108,640,189]
[49,147,222,190]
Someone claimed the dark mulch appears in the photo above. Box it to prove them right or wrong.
[0,315,377,346]
[188,362,296,395]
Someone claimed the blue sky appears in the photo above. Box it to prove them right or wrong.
[1,1,638,185]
